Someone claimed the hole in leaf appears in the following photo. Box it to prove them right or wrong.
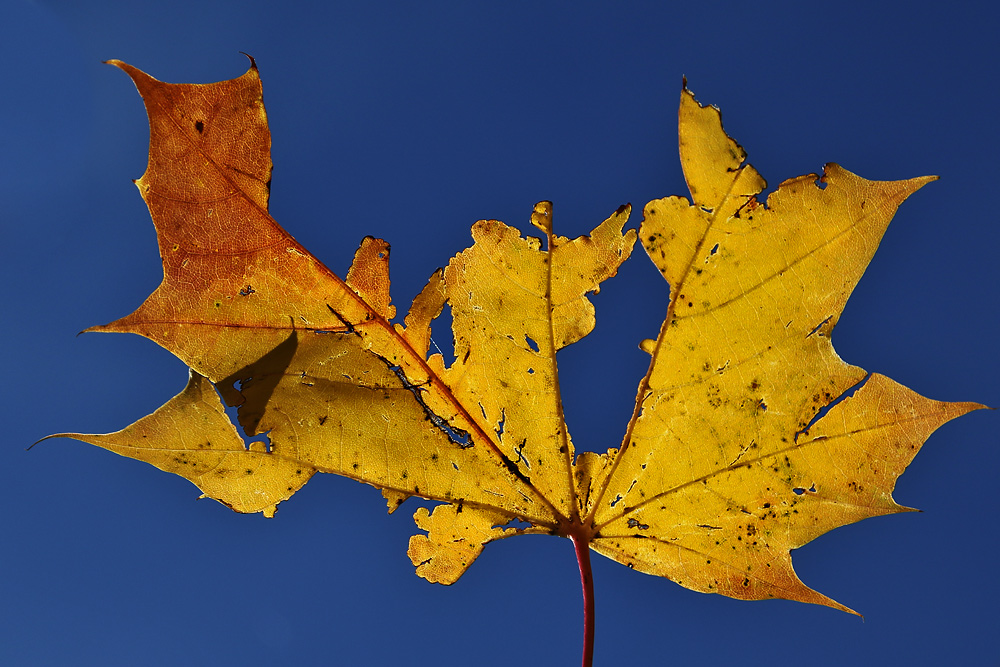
[795,373,870,442]
[525,335,539,353]
[435,418,471,448]
[383,360,472,448]
[430,304,457,367]
[806,315,834,338]
[495,407,506,441]
[710,243,719,255]
[514,439,530,470]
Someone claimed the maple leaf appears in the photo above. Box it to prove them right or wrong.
[40,370,311,517]
[47,59,636,539]
[44,61,984,663]
[581,87,985,613]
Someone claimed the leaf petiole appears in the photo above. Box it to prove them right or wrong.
[571,532,595,667]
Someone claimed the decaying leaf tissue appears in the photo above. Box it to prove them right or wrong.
[43,59,984,662]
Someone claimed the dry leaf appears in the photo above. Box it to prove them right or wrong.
[46,64,984,617]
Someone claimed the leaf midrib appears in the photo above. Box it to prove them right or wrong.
[584,162,744,528]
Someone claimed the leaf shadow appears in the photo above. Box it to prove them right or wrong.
[217,331,299,437]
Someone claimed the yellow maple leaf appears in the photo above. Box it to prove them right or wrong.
[580,86,983,612]
[44,63,983,630]
[39,370,313,517]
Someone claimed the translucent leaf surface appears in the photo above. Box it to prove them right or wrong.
[39,370,314,517]
[49,66,983,615]
[582,86,985,611]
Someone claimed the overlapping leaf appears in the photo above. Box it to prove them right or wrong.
[49,63,983,611]
[53,60,636,574]
[40,370,313,516]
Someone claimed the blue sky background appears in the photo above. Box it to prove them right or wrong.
[4,1,997,665]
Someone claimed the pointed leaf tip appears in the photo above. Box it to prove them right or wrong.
[238,51,258,70]
[43,371,317,515]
